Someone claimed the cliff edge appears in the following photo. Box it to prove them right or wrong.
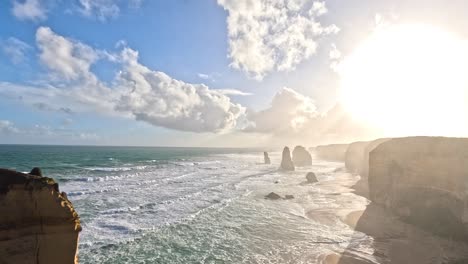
[0,168,81,264]
[368,137,468,240]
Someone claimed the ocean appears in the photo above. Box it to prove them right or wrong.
[0,145,374,264]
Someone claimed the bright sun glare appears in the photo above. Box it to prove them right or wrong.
[339,24,468,137]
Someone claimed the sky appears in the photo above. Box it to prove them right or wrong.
[1,0,468,147]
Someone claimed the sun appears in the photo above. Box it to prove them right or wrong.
[339,24,468,137]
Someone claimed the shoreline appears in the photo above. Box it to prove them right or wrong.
[322,175,468,264]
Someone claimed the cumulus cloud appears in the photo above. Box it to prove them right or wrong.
[245,87,378,145]
[0,37,31,64]
[2,28,247,133]
[36,27,99,82]
[114,48,246,133]
[218,0,339,80]
[78,0,120,21]
[245,87,317,134]
[12,0,46,21]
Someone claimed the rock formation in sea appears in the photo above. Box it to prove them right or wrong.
[279,147,295,171]
[291,146,312,166]
[265,192,282,200]
[315,144,349,162]
[305,172,318,183]
[0,168,81,264]
[263,152,271,164]
[368,137,468,240]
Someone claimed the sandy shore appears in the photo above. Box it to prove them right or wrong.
[322,177,468,264]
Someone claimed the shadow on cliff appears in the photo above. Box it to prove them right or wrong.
[326,193,468,264]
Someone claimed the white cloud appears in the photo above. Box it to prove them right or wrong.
[197,73,213,81]
[1,28,247,134]
[217,89,252,96]
[244,87,378,145]
[0,119,98,141]
[0,120,20,134]
[329,43,341,71]
[0,37,31,64]
[218,0,339,80]
[245,87,317,134]
[78,0,120,21]
[114,48,246,133]
[12,0,46,21]
[36,27,100,82]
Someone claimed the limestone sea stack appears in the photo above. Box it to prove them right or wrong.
[279,147,295,171]
[291,146,312,166]
[263,152,271,164]
[0,168,81,264]
[368,137,468,239]
[315,144,349,162]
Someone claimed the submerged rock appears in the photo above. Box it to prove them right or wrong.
[265,192,282,200]
[292,146,312,166]
[280,147,295,171]
[306,172,318,183]
[263,152,271,164]
[0,168,81,264]
[284,195,294,200]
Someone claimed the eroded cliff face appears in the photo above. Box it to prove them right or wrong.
[344,141,369,173]
[315,144,348,162]
[0,168,81,264]
[368,137,468,239]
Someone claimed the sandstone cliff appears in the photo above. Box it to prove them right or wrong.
[344,141,369,173]
[280,147,295,171]
[315,144,348,162]
[368,137,468,239]
[0,168,81,264]
[291,146,312,166]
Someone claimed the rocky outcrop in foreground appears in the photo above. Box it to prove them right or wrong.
[368,137,468,239]
[315,144,348,162]
[280,147,295,171]
[292,146,312,166]
[0,168,81,264]
[263,152,271,164]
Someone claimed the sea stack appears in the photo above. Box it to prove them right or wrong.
[280,147,295,171]
[263,152,271,164]
[368,137,468,240]
[292,146,312,166]
[0,168,81,264]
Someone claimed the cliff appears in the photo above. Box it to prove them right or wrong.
[291,146,312,166]
[315,144,348,162]
[344,141,369,173]
[0,168,81,263]
[368,137,468,239]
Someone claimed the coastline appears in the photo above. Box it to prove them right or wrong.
[323,175,468,264]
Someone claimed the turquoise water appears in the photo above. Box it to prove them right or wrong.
[0,145,374,263]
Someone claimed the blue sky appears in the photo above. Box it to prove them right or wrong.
[1,0,468,147]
